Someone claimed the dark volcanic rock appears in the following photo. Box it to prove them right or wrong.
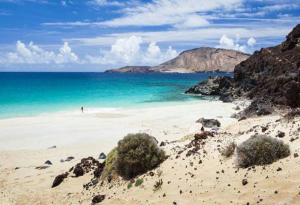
[73,157,104,177]
[234,24,300,108]
[185,76,234,96]
[52,172,68,188]
[92,195,105,203]
[185,24,300,109]
[194,131,214,140]
[74,165,84,177]
[239,99,274,118]
[98,152,106,160]
[196,118,221,128]
[44,160,52,165]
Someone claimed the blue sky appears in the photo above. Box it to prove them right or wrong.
[0,0,299,71]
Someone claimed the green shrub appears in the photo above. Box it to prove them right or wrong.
[116,133,166,179]
[135,178,143,187]
[127,182,133,189]
[220,142,236,158]
[236,135,290,168]
[101,148,118,179]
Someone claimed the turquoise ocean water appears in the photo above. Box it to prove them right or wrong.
[0,72,230,118]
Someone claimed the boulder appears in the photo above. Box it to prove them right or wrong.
[98,153,106,160]
[52,172,68,188]
[239,99,274,118]
[196,118,221,128]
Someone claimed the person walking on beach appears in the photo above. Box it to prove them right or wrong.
[81,106,84,113]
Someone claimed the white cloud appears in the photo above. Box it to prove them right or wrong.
[87,0,125,7]
[2,41,79,64]
[97,0,242,28]
[247,37,256,46]
[217,35,257,53]
[86,35,178,65]
[68,26,290,46]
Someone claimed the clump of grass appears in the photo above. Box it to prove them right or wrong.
[236,135,290,168]
[220,142,236,158]
[153,179,163,192]
[115,133,166,179]
[101,148,118,179]
[135,178,143,187]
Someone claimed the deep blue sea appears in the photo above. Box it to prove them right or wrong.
[0,72,231,118]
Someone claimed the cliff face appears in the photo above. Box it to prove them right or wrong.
[105,48,250,73]
[234,24,300,107]
[153,47,250,73]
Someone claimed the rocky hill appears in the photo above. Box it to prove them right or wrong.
[105,66,153,73]
[105,48,250,73]
[152,47,250,73]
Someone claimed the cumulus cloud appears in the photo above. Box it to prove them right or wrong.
[247,37,256,47]
[217,35,256,53]
[2,41,79,64]
[86,35,178,65]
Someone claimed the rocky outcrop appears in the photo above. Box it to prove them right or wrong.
[104,48,249,73]
[105,66,153,73]
[186,24,300,109]
[153,48,249,73]
[185,76,234,95]
[185,76,234,102]
[233,24,300,108]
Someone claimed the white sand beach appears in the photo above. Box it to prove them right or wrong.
[1,101,300,205]
[0,101,238,204]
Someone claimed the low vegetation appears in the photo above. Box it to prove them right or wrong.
[115,133,166,179]
[135,178,143,187]
[153,179,163,192]
[220,142,236,158]
[236,135,290,168]
[101,148,118,179]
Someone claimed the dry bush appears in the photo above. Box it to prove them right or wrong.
[116,133,166,179]
[236,135,290,168]
[220,142,236,158]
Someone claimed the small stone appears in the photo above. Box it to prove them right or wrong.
[160,141,166,147]
[65,156,74,162]
[274,190,278,194]
[92,195,105,203]
[45,160,52,165]
[242,179,248,186]
[277,167,282,172]
[294,153,299,158]
[276,131,285,138]
[98,153,106,160]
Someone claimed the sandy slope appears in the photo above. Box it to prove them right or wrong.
[1,102,299,205]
